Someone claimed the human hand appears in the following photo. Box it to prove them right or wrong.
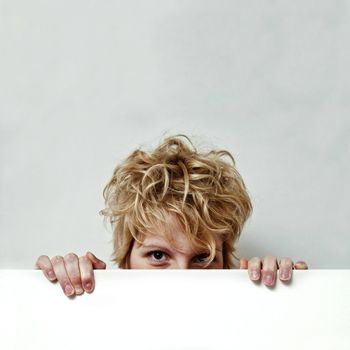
[35,251,106,297]
[239,255,308,287]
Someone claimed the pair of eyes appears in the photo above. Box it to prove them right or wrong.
[146,250,215,264]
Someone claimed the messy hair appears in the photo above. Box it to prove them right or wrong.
[100,134,252,269]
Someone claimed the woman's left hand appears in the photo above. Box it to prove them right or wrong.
[239,256,308,287]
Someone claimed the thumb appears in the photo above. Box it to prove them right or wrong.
[239,258,248,269]
[86,251,107,269]
[294,260,308,270]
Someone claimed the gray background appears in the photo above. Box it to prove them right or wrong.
[1,0,349,269]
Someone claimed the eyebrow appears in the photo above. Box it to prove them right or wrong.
[140,244,222,252]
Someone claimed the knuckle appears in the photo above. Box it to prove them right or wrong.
[64,253,78,262]
[79,256,90,263]
[280,257,293,266]
[79,256,93,268]
[249,256,261,264]
[37,255,48,262]
[248,262,260,271]
[51,256,63,265]
[35,255,47,267]
[263,256,277,271]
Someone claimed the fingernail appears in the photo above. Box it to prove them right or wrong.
[84,282,92,291]
[65,285,74,295]
[263,273,274,285]
[296,262,308,269]
[75,285,84,295]
[250,269,260,280]
[48,271,55,279]
[281,269,290,280]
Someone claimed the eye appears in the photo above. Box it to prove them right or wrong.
[147,250,168,263]
[194,253,214,264]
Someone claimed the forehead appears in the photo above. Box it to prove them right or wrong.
[136,211,222,253]
[141,232,192,253]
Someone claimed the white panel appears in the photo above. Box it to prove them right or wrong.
[0,270,349,349]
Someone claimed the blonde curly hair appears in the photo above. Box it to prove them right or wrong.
[100,134,252,269]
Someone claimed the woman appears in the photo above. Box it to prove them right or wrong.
[35,134,308,297]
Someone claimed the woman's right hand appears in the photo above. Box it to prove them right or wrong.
[35,251,107,297]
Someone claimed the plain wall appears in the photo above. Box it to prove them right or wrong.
[0,0,349,268]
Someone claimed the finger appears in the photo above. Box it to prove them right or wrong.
[64,253,84,295]
[294,261,308,270]
[86,251,107,269]
[262,255,277,287]
[239,258,248,269]
[51,256,75,297]
[248,257,262,281]
[35,255,57,281]
[79,256,95,293]
[278,257,293,281]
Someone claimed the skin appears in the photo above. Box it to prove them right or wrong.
[35,213,308,297]
[129,212,224,269]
